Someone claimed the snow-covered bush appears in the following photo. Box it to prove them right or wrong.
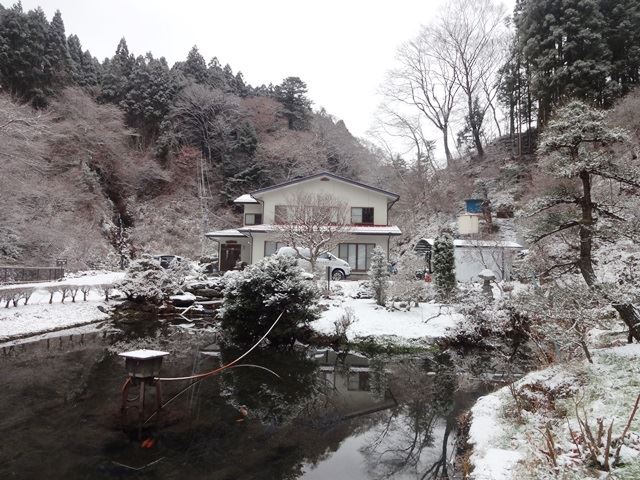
[514,280,619,363]
[452,287,529,347]
[333,307,355,345]
[432,233,456,300]
[219,255,320,348]
[368,246,390,306]
[116,254,182,304]
[388,275,432,305]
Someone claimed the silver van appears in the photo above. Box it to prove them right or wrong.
[276,247,351,280]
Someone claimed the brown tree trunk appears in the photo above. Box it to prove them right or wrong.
[613,304,640,343]
[443,127,452,167]
[578,171,597,286]
[577,171,640,342]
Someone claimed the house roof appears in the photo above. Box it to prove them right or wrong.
[419,238,524,249]
[247,172,400,202]
[233,194,259,204]
[238,224,402,236]
[205,229,247,238]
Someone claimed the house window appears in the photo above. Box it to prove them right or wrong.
[245,213,262,225]
[264,241,286,257]
[338,243,376,271]
[347,371,371,391]
[351,207,374,225]
[274,205,291,224]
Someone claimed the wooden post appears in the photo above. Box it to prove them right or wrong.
[327,266,331,292]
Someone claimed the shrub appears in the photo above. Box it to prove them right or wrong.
[368,246,390,306]
[219,255,319,348]
[116,254,182,304]
[432,233,456,300]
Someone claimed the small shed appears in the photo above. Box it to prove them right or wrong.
[464,199,484,214]
[415,238,524,282]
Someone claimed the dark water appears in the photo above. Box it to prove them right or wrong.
[0,320,492,480]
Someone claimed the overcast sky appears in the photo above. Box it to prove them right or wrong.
[21,0,513,149]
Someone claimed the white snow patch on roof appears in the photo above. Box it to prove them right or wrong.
[421,238,523,248]
[205,229,246,238]
[233,194,258,204]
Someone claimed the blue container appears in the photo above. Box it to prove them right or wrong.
[465,199,483,214]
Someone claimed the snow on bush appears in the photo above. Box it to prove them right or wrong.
[432,233,456,300]
[388,275,432,305]
[452,286,528,347]
[368,246,390,306]
[219,255,320,348]
[116,254,186,303]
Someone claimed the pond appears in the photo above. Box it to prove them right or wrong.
[0,319,493,480]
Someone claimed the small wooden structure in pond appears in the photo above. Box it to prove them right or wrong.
[119,349,169,432]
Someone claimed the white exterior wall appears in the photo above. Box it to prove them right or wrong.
[454,247,516,282]
[458,214,480,235]
[254,178,389,225]
[242,203,263,226]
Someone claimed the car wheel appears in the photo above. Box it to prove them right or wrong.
[331,269,345,281]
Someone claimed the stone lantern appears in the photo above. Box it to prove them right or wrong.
[478,269,496,299]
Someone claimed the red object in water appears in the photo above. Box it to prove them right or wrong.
[424,274,432,283]
[141,438,155,448]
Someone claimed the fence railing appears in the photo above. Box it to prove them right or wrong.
[0,266,65,285]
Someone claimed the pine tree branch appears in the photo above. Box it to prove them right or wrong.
[532,221,581,243]
[590,169,640,189]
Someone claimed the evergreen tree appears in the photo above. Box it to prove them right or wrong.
[68,34,99,86]
[206,56,228,90]
[368,246,390,306]
[220,255,320,348]
[530,100,640,339]
[432,233,456,300]
[274,76,312,130]
[44,10,71,90]
[601,0,640,95]
[0,4,51,105]
[99,37,134,104]
[182,45,208,84]
[514,0,640,124]
[121,54,177,141]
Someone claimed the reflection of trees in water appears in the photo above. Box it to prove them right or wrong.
[218,347,322,425]
[361,353,457,479]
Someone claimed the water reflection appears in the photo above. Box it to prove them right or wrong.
[0,324,489,480]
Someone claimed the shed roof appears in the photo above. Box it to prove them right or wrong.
[419,238,523,249]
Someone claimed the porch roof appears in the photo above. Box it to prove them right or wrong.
[204,229,248,239]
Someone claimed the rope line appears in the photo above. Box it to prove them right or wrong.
[155,311,284,382]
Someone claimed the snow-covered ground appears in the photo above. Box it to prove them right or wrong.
[312,281,462,344]
[0,270,124,341]
[468,344,640,479]
[0,270,124,291]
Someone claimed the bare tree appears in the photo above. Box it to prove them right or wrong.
[171,84,243,165]
[436,0,508,157]
[274,192,351,272]
[371,105,438,175]
[385,24,460,166]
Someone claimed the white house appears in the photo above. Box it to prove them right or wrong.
[415,238,524,282]
[206,172,401,273]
